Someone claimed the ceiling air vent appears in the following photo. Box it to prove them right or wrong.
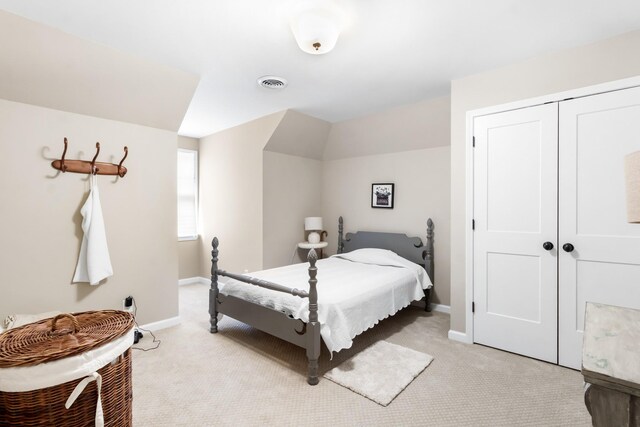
[257,76,288,90]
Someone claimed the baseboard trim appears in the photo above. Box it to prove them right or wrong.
[430,303,450,314]
[448,329,472,344]
[138,316,180,332]
[178,277,210,286]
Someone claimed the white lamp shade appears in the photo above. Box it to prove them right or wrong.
[625,151,640,223]
[304,216,323,231]
[290,1,342,55]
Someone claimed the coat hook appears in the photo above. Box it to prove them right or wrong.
[60,137,69,172]
[117,146,128,177]
[91,142,100,175]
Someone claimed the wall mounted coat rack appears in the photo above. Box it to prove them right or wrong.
[51,137,128,177]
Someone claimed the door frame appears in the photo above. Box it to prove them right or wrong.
[457,75,640,345]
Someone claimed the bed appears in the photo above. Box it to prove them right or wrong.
[209,216,435,385]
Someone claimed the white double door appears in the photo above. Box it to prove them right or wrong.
[473,86,640,369]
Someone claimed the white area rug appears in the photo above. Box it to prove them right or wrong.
[324,340,433,406]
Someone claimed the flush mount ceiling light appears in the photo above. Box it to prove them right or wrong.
[290,0,343,55]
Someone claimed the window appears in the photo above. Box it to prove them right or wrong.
[177,149,198,240]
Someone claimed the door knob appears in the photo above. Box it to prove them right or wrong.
[542,242,554,251]
[562,243,575,253]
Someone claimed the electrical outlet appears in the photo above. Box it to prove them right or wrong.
[122,296,134,313]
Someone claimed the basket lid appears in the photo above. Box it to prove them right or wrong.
[0,310,134,368]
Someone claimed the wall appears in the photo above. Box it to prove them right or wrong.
[177,136,202,279]
[321,146,451,305]
[320,95,451,306]
[178,135,198,151]
[0,99,178,325]
[262,110,328,268]
[450,30,640,334]
[199,112,285,276]
[263,152,323,268]
[199,95,451,306]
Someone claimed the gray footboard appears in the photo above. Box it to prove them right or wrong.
[209,238,321,385]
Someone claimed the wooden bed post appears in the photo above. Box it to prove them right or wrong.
[338,216,344,254]
[210,237,220,333]
[306,249,321,385]
[424,219,434,312]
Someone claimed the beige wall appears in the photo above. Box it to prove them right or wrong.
[320,95,451,306]
[178,237,202,280]
[0,99,178,325]
[178,135,198,151]
[263,152,323,268]
[321,146,450,305]
[199,112,285,276]
[199,97,451,305]
[177,135,202,279]
[450,30,640,333]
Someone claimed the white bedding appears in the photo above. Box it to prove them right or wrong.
[219,249,433,354]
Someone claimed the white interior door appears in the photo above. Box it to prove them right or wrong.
[558,86,640,369]
[473,104,559,363]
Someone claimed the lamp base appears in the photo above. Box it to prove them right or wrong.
[308,231,321,244]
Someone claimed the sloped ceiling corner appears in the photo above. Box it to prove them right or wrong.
[263,110,331,160]
[0,11,199,132]
[323,95,451,160]
[199,109,286,148]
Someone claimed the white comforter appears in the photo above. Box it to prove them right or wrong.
[219,248,433,354]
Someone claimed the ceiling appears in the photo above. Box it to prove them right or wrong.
[1,0,640,138]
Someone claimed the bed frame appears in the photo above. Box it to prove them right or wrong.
[209,217,434,385]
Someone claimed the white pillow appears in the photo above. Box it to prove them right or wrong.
[332,248,433,289]
[331,248,404,267]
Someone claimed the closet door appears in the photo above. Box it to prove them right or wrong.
[473,104,558,363]
[559,86,640,369]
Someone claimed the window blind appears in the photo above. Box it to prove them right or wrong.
[177,149,198,239]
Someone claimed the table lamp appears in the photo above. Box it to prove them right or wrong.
[304,217,323,244]
[625,151,640,223]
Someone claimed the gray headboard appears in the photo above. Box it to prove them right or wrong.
[336,216,435,285]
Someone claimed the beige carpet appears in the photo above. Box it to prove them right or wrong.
[324,340,433,406]
[132,284,592,426]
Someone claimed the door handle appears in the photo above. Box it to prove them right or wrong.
[562,243,575,253]
[542,242,554,251]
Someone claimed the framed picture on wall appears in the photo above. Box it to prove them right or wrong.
[371,183,395,209]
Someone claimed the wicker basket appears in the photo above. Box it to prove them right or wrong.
[0,311,134,427]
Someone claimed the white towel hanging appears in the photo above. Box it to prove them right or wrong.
[73,174,113,285]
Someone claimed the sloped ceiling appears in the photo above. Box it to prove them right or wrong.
[264,110,331,160]
[0,11,198,131]
[3,1,640,137]
[323,96,451,160]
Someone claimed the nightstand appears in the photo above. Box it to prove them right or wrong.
[298,241,328,259]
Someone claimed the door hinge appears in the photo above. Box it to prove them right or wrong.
[472,302,475,313]
[472,219,475,230]
[472,136,476,147]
